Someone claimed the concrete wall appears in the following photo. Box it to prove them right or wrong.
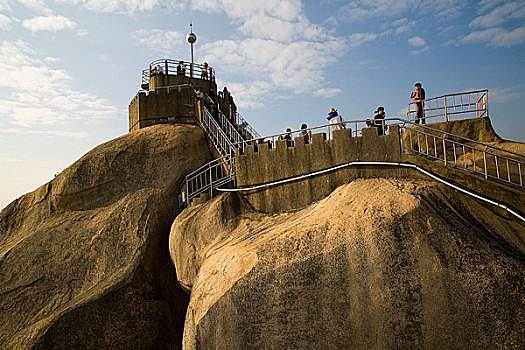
[128,86,197,132]
[149,74,217,95]
[235,126,404,212]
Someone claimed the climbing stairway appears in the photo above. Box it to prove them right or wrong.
[179,90,524,209]
[179,101,257,207]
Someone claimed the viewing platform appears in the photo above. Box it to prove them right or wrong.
[129,59,221,133]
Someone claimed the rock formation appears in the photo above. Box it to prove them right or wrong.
[0,124,214,350]
[170,179,524,349]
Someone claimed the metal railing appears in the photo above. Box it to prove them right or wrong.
[179,104,248,208]
[407,90,488,124]
[235,118,388,154]
[179,155,235,207]
[200,106,238,158]
[141,59,215,85]
[233,111,261,140]
[400,120,524,188]
[234,116,524,190]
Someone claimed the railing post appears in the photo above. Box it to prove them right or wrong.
[209,166,213,197]
[444,96,448,122]
[185,179,189,207]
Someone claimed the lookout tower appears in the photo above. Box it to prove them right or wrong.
[128,59,218,132]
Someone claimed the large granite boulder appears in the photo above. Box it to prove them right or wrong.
[170,179,525,349]
[0,124,214,350]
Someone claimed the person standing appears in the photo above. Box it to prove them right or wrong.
[177,61,185,75]
[201,62,208,80]
[411,82,426,124]
[327,108,344,131]
[373,107,386,135]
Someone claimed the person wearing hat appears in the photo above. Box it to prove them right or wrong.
[373,107,386,135]
[327,108,344,131]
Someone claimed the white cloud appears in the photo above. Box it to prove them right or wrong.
[348,32,377,48]
[129,29,183,53]
[487,86,525,104]
[313,87,342,98]
[408,36,426,47]
[408,36,429,54]
[339,0,465,22]
[22,15,76,33]
[0,40,117,127]
[76,28,88,36]
[0,13,11,30]
[470,1,525,29]
[0,155,22,162]
[98,53,112,62]
[44,56,60,63]
[189,0,348,106]
[54,0,160,13]
[460,25,525,47]
[222,81,273,109]
[16,0,51,14]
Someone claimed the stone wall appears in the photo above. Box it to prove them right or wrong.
[128,86,197,132]
[235,126,405,212]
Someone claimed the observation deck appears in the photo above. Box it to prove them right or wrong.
[129,58,220,133]
[141,59,217,94]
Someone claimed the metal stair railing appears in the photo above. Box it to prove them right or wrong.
[179,101,256,208]
[398,119,524,189]
[233,111,261,141]
[178,154,235,207]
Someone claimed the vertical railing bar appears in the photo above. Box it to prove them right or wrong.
[519,163,523,186]
[463,145,467,168]
[483,151,487,178]
[443,139,447,165]
[453,143,457,164]
[495,155,500,179]
[506,159,511,183]
[473,148,477,172]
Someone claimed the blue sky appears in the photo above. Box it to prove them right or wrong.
[1,0,524,209]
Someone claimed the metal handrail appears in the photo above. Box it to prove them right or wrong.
[179,154,234,208]
[140,83,193,93]
[233,111,261,140]
[407,89,488,124]
[400,123,524,188]
[235,118,389,153]
[142,58,215,85]
[179,91,523,208]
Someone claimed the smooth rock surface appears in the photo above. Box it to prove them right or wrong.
[170,179,525,350]
[0,124,214,350]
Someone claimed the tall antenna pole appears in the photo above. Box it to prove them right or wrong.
[187,23,197,82]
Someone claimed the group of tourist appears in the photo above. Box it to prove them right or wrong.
[151,61,211,80]
[274,82,426,145]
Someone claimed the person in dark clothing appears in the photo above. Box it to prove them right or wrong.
[411,82,426,124]
[373,107,386,135]
[177,61,185,75]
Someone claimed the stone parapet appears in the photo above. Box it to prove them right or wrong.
[128,86,197,132]
[235,126,404,212]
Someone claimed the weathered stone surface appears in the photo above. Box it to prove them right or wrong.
[170,179,525,350]
[0,124,214,350]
